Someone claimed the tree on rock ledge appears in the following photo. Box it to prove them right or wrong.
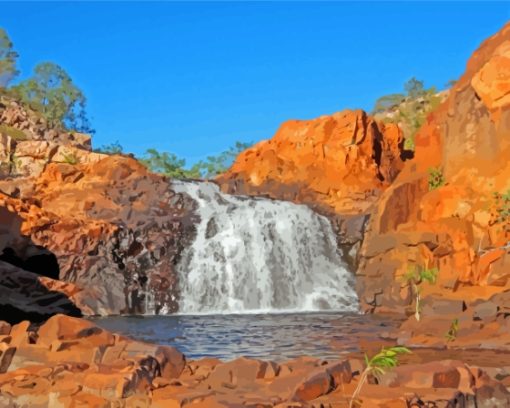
[14,62,94,134]
[0,28,19,88]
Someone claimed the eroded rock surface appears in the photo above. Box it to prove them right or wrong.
[0,95,199,317]
[357,22,510,317]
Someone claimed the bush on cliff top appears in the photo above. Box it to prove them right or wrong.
[0,27,94,135]
[139,141,252,180]
[14,62,94,135]
[373,77,444,151]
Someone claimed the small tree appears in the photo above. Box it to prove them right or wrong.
[15,62,93,134]
[404,77,425,99]
[0,28,19,87]
[350,346,411,408]
[402,265,438,321]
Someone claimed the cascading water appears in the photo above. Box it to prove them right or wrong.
[172,180,358,314]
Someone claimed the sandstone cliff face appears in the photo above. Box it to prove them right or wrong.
[357,23,510,315]
[0,96,198,319]
[218,109,405,218]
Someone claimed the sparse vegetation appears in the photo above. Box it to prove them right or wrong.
[428,167,445,190]
[402,265,439,321]
[350,346,411,408]
[0,26,94,134]
[140,141,252,180]
[0,28,19,87]
[140,148,199,179]
[8,153,21,174]
[62,151,79,165]
[373,77,444,151]
[0,124,27,141]
[445,318,459,342]
[492,190,510,224]
[14,62,94,134]
[95,141,124,155]
[191,141,252,178]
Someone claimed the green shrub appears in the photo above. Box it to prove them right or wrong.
[445,318,459,342]
[62,151,79,165]
[492,190,510,223]
[404,137,415,151]
[0,124,27,141]
[428,167,445,190]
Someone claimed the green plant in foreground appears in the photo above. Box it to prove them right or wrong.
[349,346,411,408]
[428,167,445,191]
[402,265,438,321]
[445,318,459,342]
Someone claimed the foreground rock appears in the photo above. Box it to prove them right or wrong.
[0,315,508,407]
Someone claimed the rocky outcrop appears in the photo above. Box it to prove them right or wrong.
[0,156,198,316]
[356,22,510,315]
[0,94,95,177]
[218,110,406,247]
[0,314,508,407]
[0,94,200,317]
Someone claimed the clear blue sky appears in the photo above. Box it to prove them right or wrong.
[2,2,509,165]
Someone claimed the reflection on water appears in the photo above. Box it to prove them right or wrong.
[93,313,400,361]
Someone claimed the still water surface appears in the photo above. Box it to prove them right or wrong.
[93,312,400,361]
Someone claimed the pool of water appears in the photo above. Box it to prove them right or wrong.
[92,312,400,361]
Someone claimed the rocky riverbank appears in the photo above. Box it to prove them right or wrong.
[0,314,508,407]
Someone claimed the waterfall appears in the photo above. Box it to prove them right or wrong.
[172,180,358,314]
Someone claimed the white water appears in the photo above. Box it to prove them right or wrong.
[172,180,358,314]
